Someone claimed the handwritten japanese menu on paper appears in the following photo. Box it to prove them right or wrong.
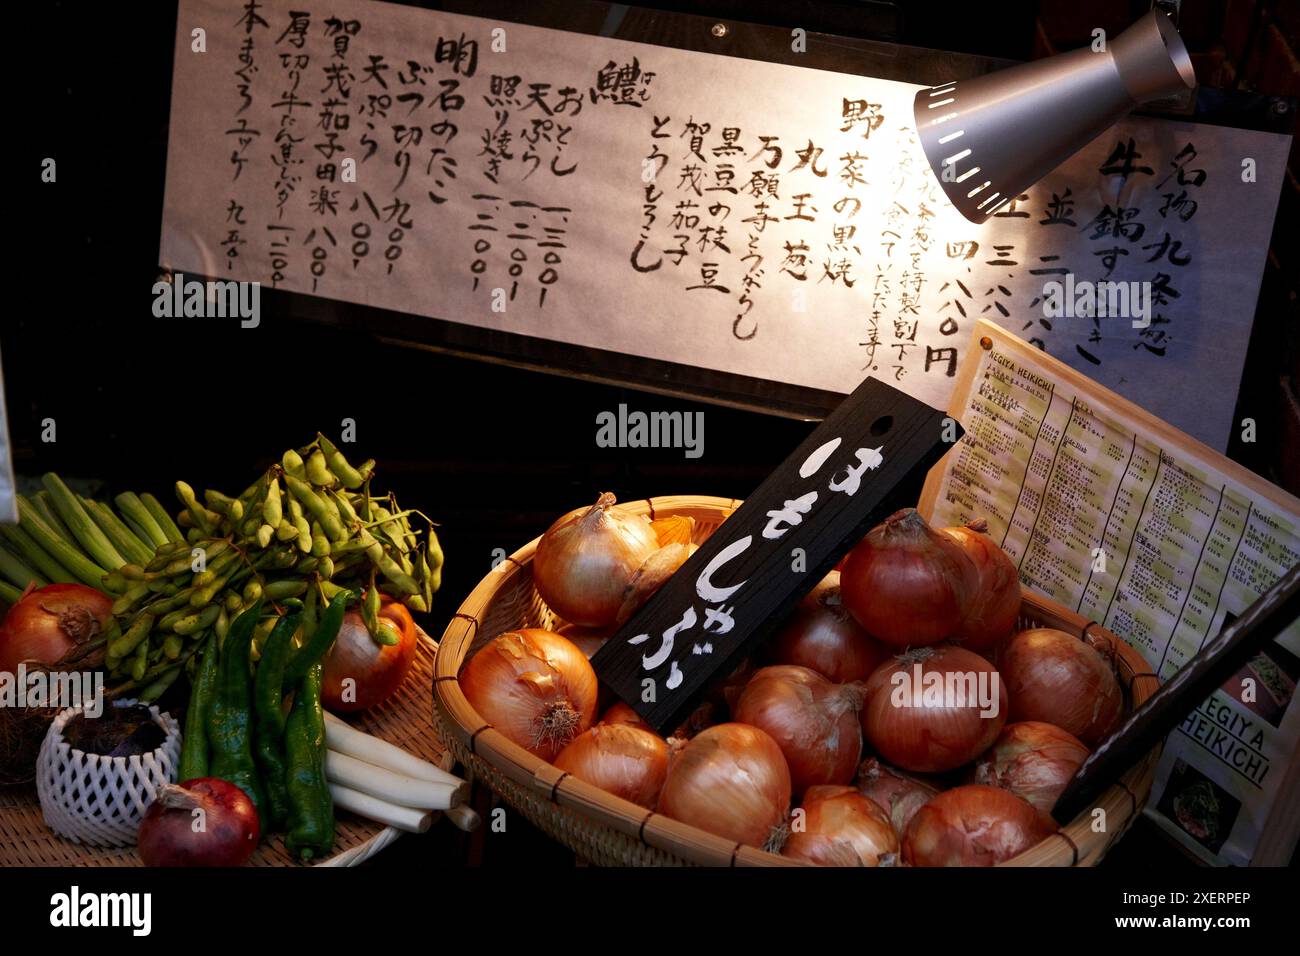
[920,320,1300,866]
[159,0,1291,451]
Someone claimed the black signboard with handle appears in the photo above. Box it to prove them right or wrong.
[591,376,958,734]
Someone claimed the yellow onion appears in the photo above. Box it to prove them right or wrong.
[534,493,658,627]
[733,665,865,797]
[942,519,1022,655]
[600,701,653,732]
[459,629,599,760]
[972,721,1090,813]
[658,723,791,848]
[783,785,900,866]
[841,509,978,648]
[770,571,889,683]
[855,757,940,837]
[1000,628,1123,746]
[903,784,1055,867]
[554,723,669,809]
[616,542,696,626]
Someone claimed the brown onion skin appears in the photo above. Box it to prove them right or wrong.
[903,784,1056,866]
[841,509,978,648]
[600,701,653,732]
[534,493,658,627]
[972,721,1090,813]
[1000,628,1123,746]
[942,521,1022,655]
[658,723,792,848]
[459,629,599,761]
[784,785,900,866]
[855,757,941,837]
[733,665,864,797]
[861,645,1008,773]
[553,723,669,809]
[770,571,889,683]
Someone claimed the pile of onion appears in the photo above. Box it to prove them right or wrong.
[658,723,791,849]
[973,721,1090,813]
[855,757,940,838]
[841,509,978,648]
[0,583,113,786]
[554,723,670,809]
[770,571,887,683]
[903,784,1055,866]
[941,519,1022,654]
[782,785,899,866]
[733,665,865,796]
[534,493,658,628]
[1000,628,1123,746]
[860,644,1007,773]
[459,629,599,760]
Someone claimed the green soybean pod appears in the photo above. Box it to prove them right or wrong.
[225,592,243,613]
[317,435,364,489]
[163,634,184,659]
[256,524,275,549]
[263,477,283,527]
[263,579,308,600]
[316,556,334,580]
[304,449,336,488]
[174,604,220,636]
[131,639,149,682]
[215,606,230,644]
[282,449,307,480]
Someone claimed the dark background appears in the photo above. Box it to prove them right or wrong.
[5,0,1298,868]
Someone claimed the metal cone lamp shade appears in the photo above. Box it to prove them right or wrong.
[914,9,1196,223]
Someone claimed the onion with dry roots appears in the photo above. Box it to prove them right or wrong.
[841,509,978,648]
[554,723,670,809]
[942,519,1022,655]
[855,757,941,838]
[658,723,792,849]
[973,721,1090,813]
[860,644,1007,773]
[534,493,658,628]
[782,785,900,867]
[733,665,865,797]
[903,784,1056,867]
[1000,628,1123,746]
[770,571,888,683]
[459,629,599,760]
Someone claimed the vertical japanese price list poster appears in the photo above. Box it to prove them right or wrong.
[161,0,1290,452]
[922,320,1300,866]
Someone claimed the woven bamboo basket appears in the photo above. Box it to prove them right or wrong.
[0,629,453,867]
[434,494,1161,867]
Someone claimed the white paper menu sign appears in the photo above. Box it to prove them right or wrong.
[920,319,1300,866]
[159,0,1290,451]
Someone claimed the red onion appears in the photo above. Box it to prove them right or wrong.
[903,784,1056,866]
[1000,628,1123,746]
[860,644,1007,773]
[973,721,1090,813]
[733,665,865,796]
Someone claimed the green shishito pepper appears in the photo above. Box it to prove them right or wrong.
[283,589,352,683]
[284,661,334,861]
[178,633,220,782]
[207,599,270,831]
[252,611,301,831]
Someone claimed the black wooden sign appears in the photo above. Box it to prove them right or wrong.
[590,377,959,735]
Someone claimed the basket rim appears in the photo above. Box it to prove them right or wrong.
[434,495,1160,867]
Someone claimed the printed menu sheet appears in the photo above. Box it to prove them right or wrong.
[159,0,1291,450]
[921,319,1300,865]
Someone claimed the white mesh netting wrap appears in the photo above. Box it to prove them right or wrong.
[36,700,181,848]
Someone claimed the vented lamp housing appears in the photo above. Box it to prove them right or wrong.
[913,9,1197,223]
